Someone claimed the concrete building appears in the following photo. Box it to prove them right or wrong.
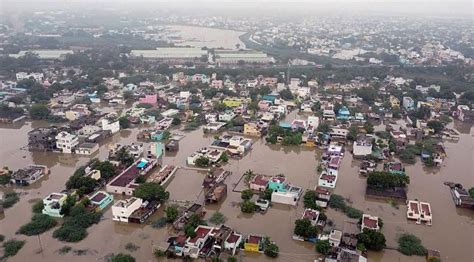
[101,118,120,134]
[214,50,274,64]
[16,72,44,82]
[55,131,79,154]
[130,48,207,62]
[112,197,143,222]
[42,193,68,217]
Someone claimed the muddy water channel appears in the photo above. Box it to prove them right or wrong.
[0,118,473,262]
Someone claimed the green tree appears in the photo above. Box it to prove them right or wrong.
[294,219,317,238]
[469,188,474,198]
[347,126,358,141]
[119,116,130,129]
[364,121,374,134]
[315,240,331,255]
[357,228,386,251]
[29,104,50,120]
[123,91,134,103]
[240,200,256,213]
[219,152,229,163]
[172,117,181,126]
[367,171,410,189]
[165,205,179,222]
[195,156,210,167]
[133,182,169,202]
[427,120,444,134]
[260,188,273,201]
[92,161,116,180]
[241,189,253,200]
[303,190,321,210]
[279,89,294,100]
[263,237,279,258]
[317,122,331,134]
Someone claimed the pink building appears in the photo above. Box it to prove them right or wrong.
[139,94,157,106]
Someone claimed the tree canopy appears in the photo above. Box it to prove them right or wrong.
[133,182,170,202]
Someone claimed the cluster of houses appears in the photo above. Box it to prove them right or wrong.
[249,174,303,206]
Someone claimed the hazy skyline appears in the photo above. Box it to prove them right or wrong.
[1,0,472,17]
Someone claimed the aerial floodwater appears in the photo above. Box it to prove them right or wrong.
[166,25,246,49]
[0,2,473,262]
[1,114,473,262]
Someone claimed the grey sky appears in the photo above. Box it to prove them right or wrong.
[1,0,472,17]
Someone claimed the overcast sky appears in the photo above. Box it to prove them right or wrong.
[1,0,472,17]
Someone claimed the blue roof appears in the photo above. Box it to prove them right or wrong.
[279,122,291,129]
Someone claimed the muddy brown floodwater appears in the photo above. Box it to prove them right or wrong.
[0,117,473,262]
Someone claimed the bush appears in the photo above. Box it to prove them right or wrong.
[32,200,45,214]
[18,214,57,236]
[329,194,346,209]
[125,243,139,252]
[53,205,102,242]
[345,207,363,219]
[2,192,20,209]
[209,212,226,225]
[241,189,253,200]
[53,225,87,242]
[0,174,11,185]
[3,239,25,257]
[58,246,72,255]
[315,240,331,255]
[151,217,167,229]
[240,200,256,213]
[154,249,166,257]
[136,103,153,109]
[398,233,427,256]
[227,256,237,262]
[110,253,135,262]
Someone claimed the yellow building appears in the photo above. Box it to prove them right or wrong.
[244,123,261,137]
[244,235,263,252]
[389,95,400,108]
[223,98,243,107]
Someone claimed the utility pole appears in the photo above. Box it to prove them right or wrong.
[37,234,44,258]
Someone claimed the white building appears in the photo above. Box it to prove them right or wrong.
[318,173,337,188]
[353,140,372,157]
[218,111,235,122]
[112,197,143,222]
[271,191,301,206]
[101,118,120,134]
[55,131,79,154]
[16,72,44,82]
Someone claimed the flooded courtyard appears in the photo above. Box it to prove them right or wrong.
[0,117,473,262]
